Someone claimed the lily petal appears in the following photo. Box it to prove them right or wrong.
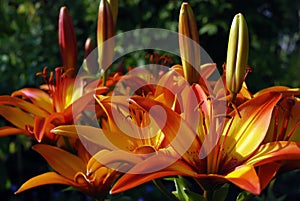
[257,162,281,190]
[33,116,47,142]
[200,63,218,80]
[52,125,133,152]
[88,149,143,174]
[0,126,26,137]
[110,153,196,194]
[223,92,282,161]
[0,105,34,128]
[12,88,54,113]
[33,144,86,179]
[15,172,81,194]
[194,165,260,195]
[64,90,97,118]
[0,96,50,117]
[254,86,300,98]
[130,96,201,165]
[224,165,260,195]
[246,141,300,166]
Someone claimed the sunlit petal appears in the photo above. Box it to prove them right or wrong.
[130,96,202,165]
[0,105,34,128]
[15,172,80,194]
[12,88,54,113]
[254,86,300,98]
[0,96,50,117]
[246,141,300,166]
[33,144,86,179]
[224,165,260,195]
[223,92,282,162]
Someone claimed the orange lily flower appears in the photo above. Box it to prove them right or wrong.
[15,143,120,200]
[0,4,110,143]
[110,88,300,195]
[252,86,300,179]
[0,67,108,143]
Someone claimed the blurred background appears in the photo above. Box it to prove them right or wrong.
[0,0,299,200]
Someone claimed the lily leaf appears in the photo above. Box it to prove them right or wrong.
[211,183,230,201]
[236,191,253,201]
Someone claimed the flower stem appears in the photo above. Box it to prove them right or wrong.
[102,69,107,86]
[203,190,213,201]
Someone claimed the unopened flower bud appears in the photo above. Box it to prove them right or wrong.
[226,13,249,100]
[84,37,94,59]
[97,0,114,84]
[84,37,98,74]
[107,0,118,27]
[58,6,78,77]
[178,2,201,85]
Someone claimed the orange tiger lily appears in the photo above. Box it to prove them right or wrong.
[15,143,120,200]
[0,4,110,143]
[110,89,300,195]
[0,67,108,143]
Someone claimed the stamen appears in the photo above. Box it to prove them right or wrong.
[222,62,226,74]
[220,116,234,153]
[228,99,241,118]
[243,65,252,80]
[286,120,300,141]
[61,68,75,78]
[278,98,295,140]
[272,106,279,141]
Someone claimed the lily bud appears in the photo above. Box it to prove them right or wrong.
[178,2,201,85]
[84,37,94,59]
[107,0,118,27]
[84,37,98,74]
[97,0,114,83]
[58,6,78,77]
[226,13,249,100]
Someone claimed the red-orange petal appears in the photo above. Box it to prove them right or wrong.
[0,126,26,137]
[246,141,300,166]
[12,88,54,113]
[224,165,260,195]
[0,96,50,117]
[110,154,196,194]
[223,92,282,162]
[33,144,86,180]
[130,96,202,164]
[0,105,34,129]
[15,172,81,194]
[257,162,281,190]
[254,86,300,98]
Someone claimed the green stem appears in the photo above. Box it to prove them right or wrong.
[203,190,213,201]
[193,178,213,201]
[153,179,180,201]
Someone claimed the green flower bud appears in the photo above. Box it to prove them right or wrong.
[226,13,249,100]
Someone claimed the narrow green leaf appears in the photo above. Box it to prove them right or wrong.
[212,183,230,201]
